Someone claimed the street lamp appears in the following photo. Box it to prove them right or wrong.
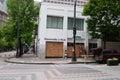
[72,0,77,61]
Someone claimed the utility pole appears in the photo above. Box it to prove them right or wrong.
[16,15,20,58]
[16,0,22,58]
[72,0,77,61]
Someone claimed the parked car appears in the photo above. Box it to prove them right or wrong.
[90,48,102,58]
[95,49,120,63]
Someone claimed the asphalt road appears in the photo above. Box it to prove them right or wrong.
[0,58,120,80]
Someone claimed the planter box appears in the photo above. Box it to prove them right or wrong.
[107,60,119,66]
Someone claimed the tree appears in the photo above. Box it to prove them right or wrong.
[6,0,39,44]
[82,0,120,48]
[0,22,14,51]
[0,0,39,52]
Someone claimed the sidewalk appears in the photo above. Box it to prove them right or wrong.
[5,54,96,64]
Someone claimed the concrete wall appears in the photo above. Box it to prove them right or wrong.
[0,51,16,58]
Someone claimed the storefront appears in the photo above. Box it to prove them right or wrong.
[37,0,102,59]
[46,42,63,58]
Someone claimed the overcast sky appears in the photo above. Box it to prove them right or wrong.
[34,0,42,2]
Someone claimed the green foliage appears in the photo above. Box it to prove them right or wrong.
[0,0,40,51]
[108,57,118,61]
[83,0,120,42]
[0,21,16,47]
[7,0,39,44]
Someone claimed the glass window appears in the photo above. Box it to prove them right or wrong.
[58,18,63,29]
[47,16,63,29]
[68,18,73,30]
[47,16,52,28]
[68,18,84,30]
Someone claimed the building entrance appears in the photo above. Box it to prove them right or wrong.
[67,43,85,57]
[46,42,63,58]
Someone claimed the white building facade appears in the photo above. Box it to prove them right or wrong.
[37,0,102,59]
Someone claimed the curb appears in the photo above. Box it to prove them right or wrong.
[5,57,96,65]
[68,61,96,64]
[4,58,55,65]
[5,61,55,65]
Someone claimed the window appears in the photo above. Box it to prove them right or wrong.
[68,18,84,30]
[47,16,63,29]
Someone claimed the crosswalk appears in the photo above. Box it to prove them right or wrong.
[0,59,120,80]
[0,72,44,80]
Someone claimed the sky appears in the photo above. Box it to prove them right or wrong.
[34,0,42,2]
[1,0,7,12]
[0,0,41,13]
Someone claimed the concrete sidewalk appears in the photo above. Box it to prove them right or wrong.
[5,54,96,64]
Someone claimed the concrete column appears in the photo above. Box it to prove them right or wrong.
[63,10,68,56]
[38,42,46,59]
[37,4,47,59]
[84,18,89,53]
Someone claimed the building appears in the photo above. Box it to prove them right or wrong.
[0,0,6,12]
[37,0,102,59]
[0,0,7,26]
[2,0,7,13]
[0,10,7,26]
[0,0,3,10]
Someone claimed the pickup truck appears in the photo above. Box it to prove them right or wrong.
[95,49,120,63]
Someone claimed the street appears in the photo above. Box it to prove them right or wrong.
[0,58,120,80]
